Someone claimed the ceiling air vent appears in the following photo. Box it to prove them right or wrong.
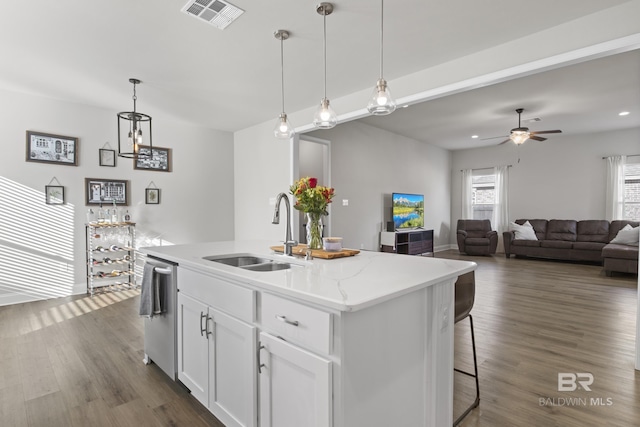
[181,0,244,30]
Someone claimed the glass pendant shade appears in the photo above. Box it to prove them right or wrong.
[274,113,294,139]
[314,3,337,129]
[274,30,294,140]
[313,98,337,129]
[367,0,395,116]
[367,78,396,115]
[510,129,530,145]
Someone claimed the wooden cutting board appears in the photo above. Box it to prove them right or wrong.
[270,245,360,259]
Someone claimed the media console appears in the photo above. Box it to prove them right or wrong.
[380,229,434,256]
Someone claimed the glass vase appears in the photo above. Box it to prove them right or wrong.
[306,212,323,250]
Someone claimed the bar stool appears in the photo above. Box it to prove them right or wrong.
[453,271,480,426]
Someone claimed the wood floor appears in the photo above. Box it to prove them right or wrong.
[0,289,223,427]
[0,252,638,426]
[442,251,640,427]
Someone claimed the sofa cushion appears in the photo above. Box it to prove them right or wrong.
[541,240,573,249]
[465,237,491,246]
[572,241,606,251]
[510,221,537,240]
[515,219,547,240]
[609,224,639,246]
[577,220,610,243]
[609,220,640,241]
[512,239,542,247]
[602,243,639,260]
[546,220,577,241]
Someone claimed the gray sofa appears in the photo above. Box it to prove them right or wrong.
[503,219,638,275]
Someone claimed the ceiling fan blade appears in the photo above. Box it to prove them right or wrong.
[531,130,562,135]
[529,135,547,142]
[480,135,508,141]
[498,139,511,145]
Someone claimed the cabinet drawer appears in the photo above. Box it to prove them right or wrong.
[261,293,331,355]
[178,267,254,323]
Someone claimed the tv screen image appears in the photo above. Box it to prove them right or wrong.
[392,193,424,229]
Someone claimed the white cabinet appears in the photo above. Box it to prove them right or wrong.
[258,332,331,427]
[174,265,455,427]
[208,307,257,427]
[177,292,208,404]
[177,290,257,427]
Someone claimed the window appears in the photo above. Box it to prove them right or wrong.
[624,162,640,220]
[472,173,495,220]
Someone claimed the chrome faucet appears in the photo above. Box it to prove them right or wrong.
[272,192,298,256]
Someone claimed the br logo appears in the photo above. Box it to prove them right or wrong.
[558,373,594,392]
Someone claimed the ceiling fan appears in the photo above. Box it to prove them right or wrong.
[484,108,562,145]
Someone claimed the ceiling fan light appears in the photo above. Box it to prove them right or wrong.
[510,130,530,145]
[367,78,396,115]
[274,113,295,138]
[313,98,337,129]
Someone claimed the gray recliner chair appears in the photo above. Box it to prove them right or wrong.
[456,219,498,256]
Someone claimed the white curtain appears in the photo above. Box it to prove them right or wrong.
[492,165,509,232]
[461,169,473,219]
[492,165,509,253]
[605,155,626,221]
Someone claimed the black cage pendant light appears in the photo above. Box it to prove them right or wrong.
[117,78,153,159]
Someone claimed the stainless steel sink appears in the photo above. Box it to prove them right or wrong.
[203,255,271,267]
[203,254,300,272]
[241,262,294,272]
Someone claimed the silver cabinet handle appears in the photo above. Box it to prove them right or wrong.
[206,314,213,337]
[200,312,207,337]
[275,315,299,327]
[257,344,266,374]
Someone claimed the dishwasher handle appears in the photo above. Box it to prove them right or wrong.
[154,266,173,275]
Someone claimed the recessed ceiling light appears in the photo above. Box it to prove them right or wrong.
[471,135,479,139]
[619,111,630,116]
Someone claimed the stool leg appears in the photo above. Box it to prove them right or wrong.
[453,314,480,426]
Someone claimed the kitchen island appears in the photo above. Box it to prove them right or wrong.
[140,240,476,427]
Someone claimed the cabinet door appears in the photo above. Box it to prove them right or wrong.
[258,332,331,427]
[177,292,209,405]
[208,308,257,427]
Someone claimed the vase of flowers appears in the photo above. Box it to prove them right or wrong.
[290,177,335,250]
[306,212,323,250]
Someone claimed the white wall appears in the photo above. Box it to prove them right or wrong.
[0,89,234,306]
[234,121,291,242]
[310,121,451,251]
[450,127,640,245]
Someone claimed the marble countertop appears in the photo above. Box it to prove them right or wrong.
[140,240,476,312]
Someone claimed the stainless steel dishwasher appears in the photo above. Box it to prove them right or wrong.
[142,255,178,381]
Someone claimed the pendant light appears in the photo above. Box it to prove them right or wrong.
[313,2,337,129]
[274,30,295,139]
[367,0,396,115]
[117,78,153,159]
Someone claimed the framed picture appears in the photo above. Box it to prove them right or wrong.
[99,149,116,167]
[85,178,129,205]
[145,188,160,204]
[45,185,65,205]
[134,145,171,172]
[26,131,78,166]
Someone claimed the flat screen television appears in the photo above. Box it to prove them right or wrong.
[392,193,424,230]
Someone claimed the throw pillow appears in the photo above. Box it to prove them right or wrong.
[510,221,538,240]
[610,224,640,246]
